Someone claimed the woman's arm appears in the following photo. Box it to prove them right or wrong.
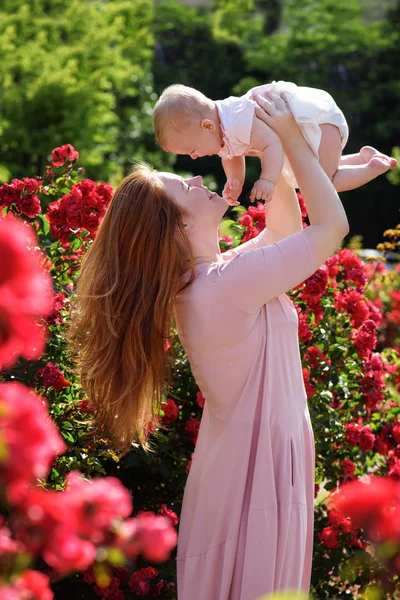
[254,91,349,266]
[217,92,349,313]
[260,172,302,240]
[221,174,302,262]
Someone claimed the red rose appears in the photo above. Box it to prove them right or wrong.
[185,417,201,445]
[353,319,377,359]
[359,426,375,452]
[388,458,400,480]
[241,224,259,242]
[79,399,94,414]
[366,299,383,326]
[333,477,396,534]
[318,526,340,549]
[38,362,70,391]
[328,509,353,533]
[140,567,158,580]
[47,292,67,326]
[334,289,369,328]
[0,215,53,369]
[393,424,400,444]
[196,391,206,408]
[14,570,53,600]
[238,214,252,228]
[302,368,316,399]
[128,570,151,595]
[96,182,114,204]
[342,459,355,477]
[338,248,363,270]
[52,144,79,167]
[375,434,390,456]
[0,382,66,500]
[64,471,133,540]
[294,304,313,343]
[297,192,307,218]
[134,514,177,563]
[161,398,179,425]
[43,532,96,574]
[159,503,179,527]
[11,177,42,194]
[0,183,20,207]
[302,266,328,302]
[345,267,368,289]
[325,254,339,278]
[247,202,265,226]
[344,423,361,446]
[15,194,42,219]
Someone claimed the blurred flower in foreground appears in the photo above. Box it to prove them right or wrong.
[0,214,53,370]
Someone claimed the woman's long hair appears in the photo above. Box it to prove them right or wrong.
[67,163,194,453]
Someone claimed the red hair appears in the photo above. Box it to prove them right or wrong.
[67,163,194,453]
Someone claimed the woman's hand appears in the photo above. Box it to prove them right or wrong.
[253,91,303,149]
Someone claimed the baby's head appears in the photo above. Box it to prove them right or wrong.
[153,84,222,159]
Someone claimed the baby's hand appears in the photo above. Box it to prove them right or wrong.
[222,178,242,206]
[250,178,275,203]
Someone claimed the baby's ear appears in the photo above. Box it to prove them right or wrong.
[200,118,216,132]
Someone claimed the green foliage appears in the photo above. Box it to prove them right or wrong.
[0,0,166,182]
[152,0,246,100]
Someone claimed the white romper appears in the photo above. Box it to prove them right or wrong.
[215,80,349,189]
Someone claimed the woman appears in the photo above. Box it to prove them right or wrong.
[68,92,349,599]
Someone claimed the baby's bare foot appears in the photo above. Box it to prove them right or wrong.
[367,156,395,175]
[360,145,398,169]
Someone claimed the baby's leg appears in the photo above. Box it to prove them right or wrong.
[340,146,397,166]
[319,124,397,192]
[318,123,343,181]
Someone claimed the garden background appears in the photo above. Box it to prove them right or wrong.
[1,0,400,599]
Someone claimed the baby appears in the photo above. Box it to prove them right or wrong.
[152,81,397,205]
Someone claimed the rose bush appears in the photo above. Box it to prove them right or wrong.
[0,151,178,600]
[1,147,400,598]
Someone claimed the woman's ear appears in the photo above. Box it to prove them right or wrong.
[200,118,216,132]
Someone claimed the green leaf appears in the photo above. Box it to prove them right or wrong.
[324,480,338,492]
[70,237,83,251]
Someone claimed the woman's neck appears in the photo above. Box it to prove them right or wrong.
[191,229,223,266]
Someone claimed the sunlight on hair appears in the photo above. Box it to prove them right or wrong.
[67,163,195,454]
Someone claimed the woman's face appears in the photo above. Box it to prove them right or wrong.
[158,173,228,232]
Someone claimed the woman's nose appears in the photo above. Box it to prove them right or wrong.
[188,176,203,187]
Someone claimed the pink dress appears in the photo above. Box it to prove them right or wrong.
[174,228,319,600]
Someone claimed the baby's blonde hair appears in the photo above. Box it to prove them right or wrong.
[152,84,214,150]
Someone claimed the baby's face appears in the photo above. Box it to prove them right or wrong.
[165,119,222,160]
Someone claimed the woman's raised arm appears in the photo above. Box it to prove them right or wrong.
[254,92,349,266]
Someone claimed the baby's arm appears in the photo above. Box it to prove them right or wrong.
[221,156,245,206]
[249,114,284,203]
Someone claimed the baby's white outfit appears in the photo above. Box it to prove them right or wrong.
[215,80,349,188]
